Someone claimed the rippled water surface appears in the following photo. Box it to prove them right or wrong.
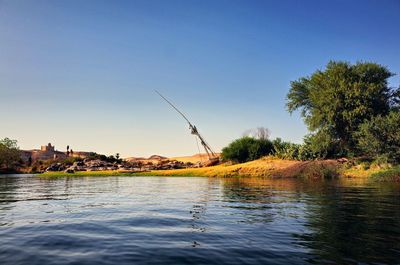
[1,175,400,265]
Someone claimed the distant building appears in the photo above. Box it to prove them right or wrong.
[20,143,92,162]
[20,143,66,162]
[41,143,55,152]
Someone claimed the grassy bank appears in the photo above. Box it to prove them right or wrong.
[40,170,141,177]
[135,157,342,178]
[41,157,342,179]
[345,166,400,181]
[343,164,400,181]
[39,157,400,181]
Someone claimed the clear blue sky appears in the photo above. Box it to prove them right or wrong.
[1,0,399,157]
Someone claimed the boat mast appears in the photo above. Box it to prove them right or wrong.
[155,90,217,160]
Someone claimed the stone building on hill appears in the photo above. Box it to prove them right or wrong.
[20,143,91,162]
[21,143,66,162]
[41,143,55,152]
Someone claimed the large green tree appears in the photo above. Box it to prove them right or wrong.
[0,138,20,171]
[286,61,398,157]
[356,111,400,163]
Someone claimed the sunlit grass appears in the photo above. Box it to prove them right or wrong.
[136,156,301,177]
[41,170,141,177]
[370,166,400,181]
[343,167,383,178]
[39,157,400,181]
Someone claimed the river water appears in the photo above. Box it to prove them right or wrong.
[0,175,399,265]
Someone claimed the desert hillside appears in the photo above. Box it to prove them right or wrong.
[125,153,220,164]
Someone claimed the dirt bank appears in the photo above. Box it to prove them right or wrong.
[136,157,343,178]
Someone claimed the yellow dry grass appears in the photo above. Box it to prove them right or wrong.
[41,156,399,181]
[139,156,341,178]
[343,167,383,178]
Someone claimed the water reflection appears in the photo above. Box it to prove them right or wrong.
[0,175,18,203]
[222,178,400,264]
[299,184,400,264]
[0,175,399,265]
[0,175,19,225]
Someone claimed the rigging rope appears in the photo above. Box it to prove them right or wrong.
[195,136,203,164]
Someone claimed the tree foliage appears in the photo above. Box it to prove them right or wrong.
[87,152,122,163]
[222,137,273,163]
[356,111,400,163]
[287,61,397,156]
[0,138,20,170]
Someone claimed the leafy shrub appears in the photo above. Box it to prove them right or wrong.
[272,138,315,161]
[356,111,400,163]
[373,155,390,165]
[221,137,273,163]
[272,138,299,160]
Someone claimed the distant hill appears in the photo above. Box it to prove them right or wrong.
[171,153,221,163]
[124,157,146,162]
[148,155,167,160]
[124,153,220,164]
[124,154,167,163]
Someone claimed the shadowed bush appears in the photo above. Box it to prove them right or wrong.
[221,137,273,163]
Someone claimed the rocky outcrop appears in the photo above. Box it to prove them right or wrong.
[44,157,197,173]
[46,163,66,172]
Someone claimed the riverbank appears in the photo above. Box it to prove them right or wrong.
[137,157,342,178]
[39,156,400,181]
